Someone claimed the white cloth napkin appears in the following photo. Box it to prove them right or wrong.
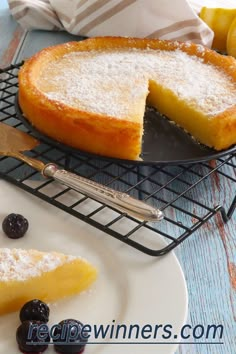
[8,0,214,47]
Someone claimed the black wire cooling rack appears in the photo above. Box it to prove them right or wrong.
[0,63,235,256]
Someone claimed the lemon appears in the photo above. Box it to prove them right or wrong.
[200,7,236,51]
[227,16,236,58]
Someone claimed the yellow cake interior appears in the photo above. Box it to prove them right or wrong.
[0,248,97,315]
[18,37,236,160]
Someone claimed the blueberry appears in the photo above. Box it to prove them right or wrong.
[16,320,50,353]
[20,299,50,323]
[53,319,88,354]
[2,213,29,239]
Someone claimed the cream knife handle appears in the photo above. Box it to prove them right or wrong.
[43,163,163,222]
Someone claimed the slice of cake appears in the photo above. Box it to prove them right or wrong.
[18,37,236,160]
[0,248,97,315]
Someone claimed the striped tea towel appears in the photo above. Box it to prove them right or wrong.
[8,0,214,47]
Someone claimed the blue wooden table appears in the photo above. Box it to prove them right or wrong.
[0,1,236,353]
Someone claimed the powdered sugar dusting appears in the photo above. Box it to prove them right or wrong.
[37,49,236,117]
[0,248,79,281]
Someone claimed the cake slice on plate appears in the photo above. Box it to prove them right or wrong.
[0,248,97,315]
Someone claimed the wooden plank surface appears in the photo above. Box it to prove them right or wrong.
[0,2,236,354]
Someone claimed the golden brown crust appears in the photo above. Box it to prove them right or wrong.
[18,37,236,159]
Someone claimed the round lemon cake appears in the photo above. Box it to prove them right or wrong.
[18,37,236,160]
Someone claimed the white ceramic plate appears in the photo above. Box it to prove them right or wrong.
[0,180,188,354]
